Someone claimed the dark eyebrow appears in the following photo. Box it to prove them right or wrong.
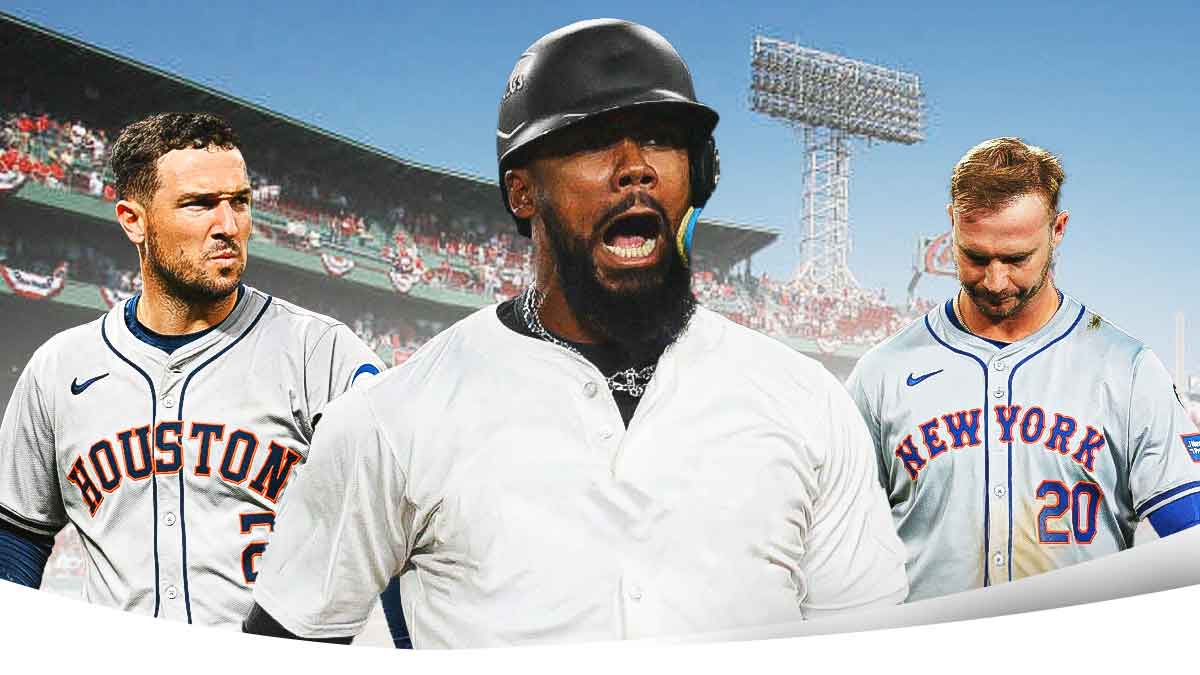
[957,244,987,259]
[1000,250,1037,260]
[176,188,252,203]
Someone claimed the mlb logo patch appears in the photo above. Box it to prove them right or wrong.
[1183,434,1200,463]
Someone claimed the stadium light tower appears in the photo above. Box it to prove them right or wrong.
[750,36,926,290]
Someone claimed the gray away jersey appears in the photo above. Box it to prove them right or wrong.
[0,285,383,626]
[847,293,1200,601]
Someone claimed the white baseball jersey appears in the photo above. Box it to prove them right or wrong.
[0,285,383,627]
[846,292,1200,601]
[252,305,908,646]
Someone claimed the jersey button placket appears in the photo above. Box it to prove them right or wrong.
[161,363,184,410]
[990,379,1008,453]
[620,571,650,639]
[585,376,624,473]
[984,369,1010,586]
[155,369,184,617]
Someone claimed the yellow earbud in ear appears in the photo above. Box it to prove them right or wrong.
[676,206,700,268]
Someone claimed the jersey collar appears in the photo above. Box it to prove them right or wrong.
[124,284,246,354]
[105,284,265,366]
[931,289,1082,361]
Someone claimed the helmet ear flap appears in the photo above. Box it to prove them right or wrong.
[690,137,719,209]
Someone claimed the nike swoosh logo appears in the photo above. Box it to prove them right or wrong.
[70,373,109,395]
[906,369,944,387]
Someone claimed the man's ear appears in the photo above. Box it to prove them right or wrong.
[116,197,148,248]
[505,168,536,219]
[1051,209,1069,248]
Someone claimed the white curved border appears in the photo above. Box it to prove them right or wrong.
[3,527,1198,673]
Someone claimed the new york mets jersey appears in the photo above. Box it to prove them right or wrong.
[846,292,1200,601]
[0,285,383,626]
[252,305,908,646]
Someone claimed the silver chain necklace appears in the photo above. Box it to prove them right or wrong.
[518,286,657,397]
[952,295,973,336]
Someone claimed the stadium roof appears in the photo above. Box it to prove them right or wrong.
[1,13,780,264]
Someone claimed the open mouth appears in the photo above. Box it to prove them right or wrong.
[601,212,662,260]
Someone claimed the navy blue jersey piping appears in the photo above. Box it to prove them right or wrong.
[100,315,161,616]
[1004,303,1086,580]
[924,314,992,586]
[173,295,273,624]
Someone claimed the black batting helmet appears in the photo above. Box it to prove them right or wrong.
[496,18,720,237]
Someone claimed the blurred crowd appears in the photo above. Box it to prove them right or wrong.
[693,269,937,347]
[1,110,113,197]
[2,107,938,352]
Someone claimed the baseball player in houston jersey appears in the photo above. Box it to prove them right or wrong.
[0,113,386,628]
[847,137,1200,602]
[242,19,907,646]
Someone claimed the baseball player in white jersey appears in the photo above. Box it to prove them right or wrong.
[0,113,384,627]
[243,19,907,647]
[847,137,1200,602]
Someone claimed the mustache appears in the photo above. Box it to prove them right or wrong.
[205,238,241,257]
[592,192,670,239]
[964,285,1018,302]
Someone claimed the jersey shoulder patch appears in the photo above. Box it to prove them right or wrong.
[1182,433,1200,463]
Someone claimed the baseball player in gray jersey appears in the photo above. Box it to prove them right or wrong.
[847,137,1200,602]
[0,113,384,627]
[242,19,907,647]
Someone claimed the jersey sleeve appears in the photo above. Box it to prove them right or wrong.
[799,373,909,618]
[1126,349,1200,521]
[251,387,409,639]
[0,347,67,537]
[303,323,386,424]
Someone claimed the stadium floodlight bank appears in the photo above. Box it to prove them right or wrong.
[749,36,925,145]
[750,35,926,291]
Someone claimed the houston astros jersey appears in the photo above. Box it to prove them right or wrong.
[0,285,383,626]
[846,292,1200,601]
[252,305,908,646]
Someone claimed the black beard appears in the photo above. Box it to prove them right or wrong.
[539,193,696,359]
[145,225,241,305]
